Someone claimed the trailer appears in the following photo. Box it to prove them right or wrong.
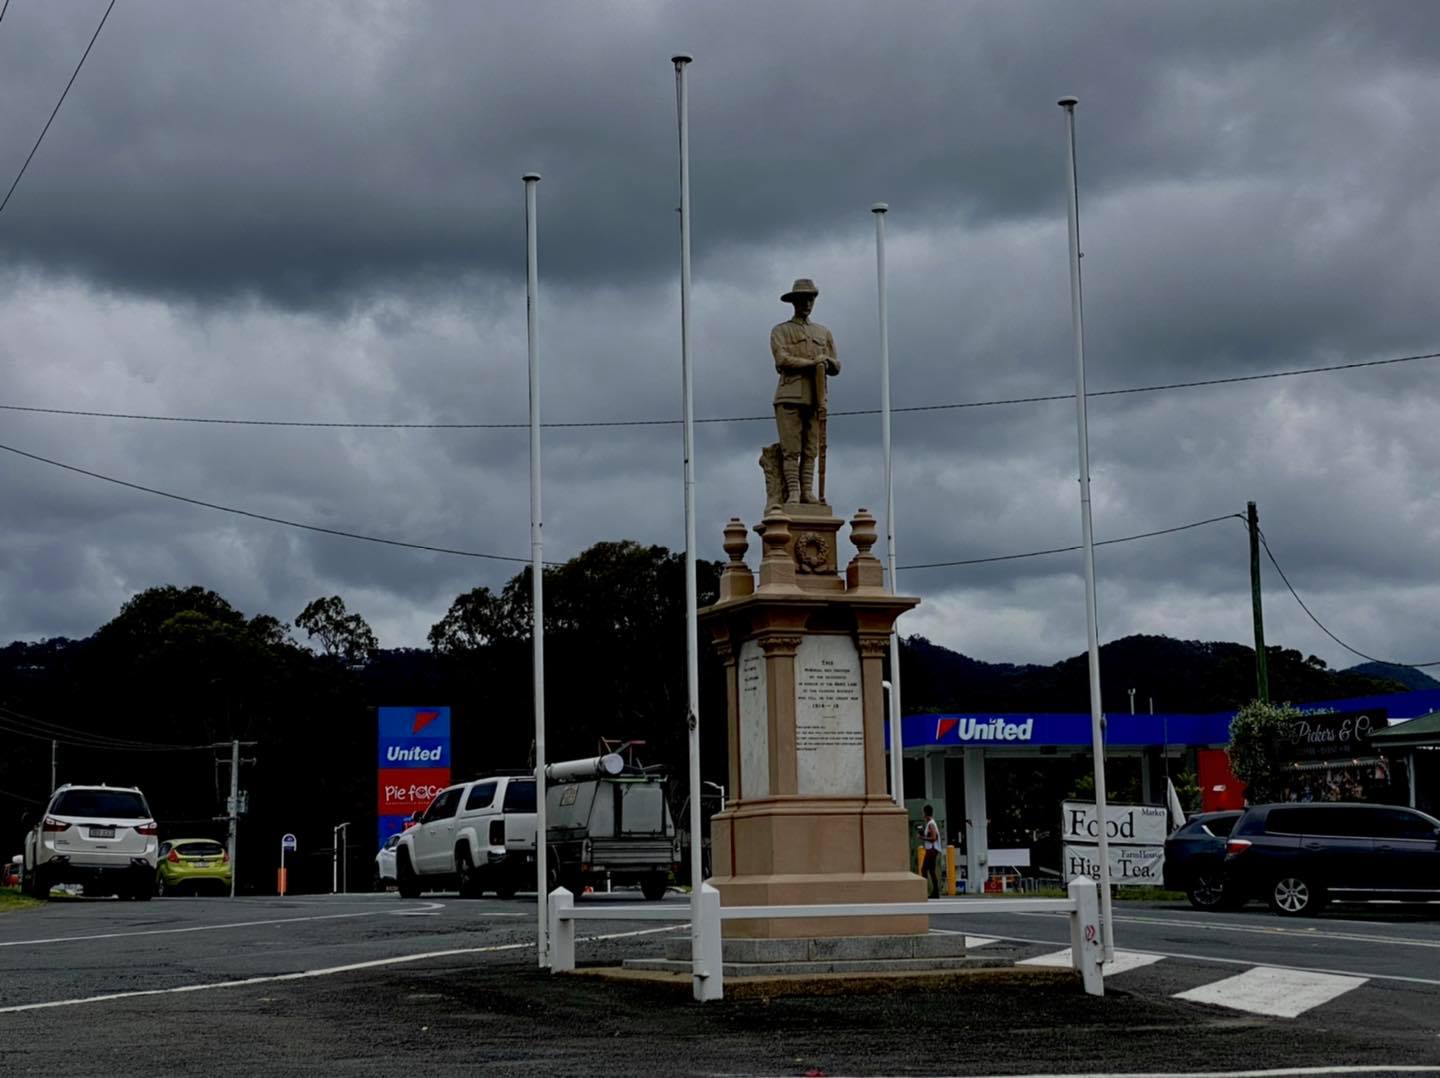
[545,752,679,901]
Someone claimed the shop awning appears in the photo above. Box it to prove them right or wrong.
[1368,710,1440,750]
[1285,757,1385,772]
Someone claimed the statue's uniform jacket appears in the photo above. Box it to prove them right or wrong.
[770,317,839,406]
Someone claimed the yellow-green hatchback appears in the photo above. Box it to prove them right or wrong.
[156,838,231,896]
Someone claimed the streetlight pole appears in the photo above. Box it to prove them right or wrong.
[524,170,549,968]
[1058,95,1114,962]
[873,202,906,809]
[672,52,715,1003]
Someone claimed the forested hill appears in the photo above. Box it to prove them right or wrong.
[898,633,1411,715]
[1341,661,1440,693]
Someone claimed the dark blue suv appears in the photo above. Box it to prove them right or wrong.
[1223,802,1440,916]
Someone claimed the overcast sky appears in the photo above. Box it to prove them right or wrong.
[0,1,1437,682]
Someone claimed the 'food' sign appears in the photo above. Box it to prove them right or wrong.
[1060,800,1168,887]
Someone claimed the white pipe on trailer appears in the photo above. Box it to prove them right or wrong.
[544,754,624,782]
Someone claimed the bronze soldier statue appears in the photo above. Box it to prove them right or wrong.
[770,278,840,505]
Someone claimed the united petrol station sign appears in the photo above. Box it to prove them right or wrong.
[377,706,451,846]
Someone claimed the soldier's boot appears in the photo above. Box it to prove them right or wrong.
[783,458,802,505]
[800,455,819,504]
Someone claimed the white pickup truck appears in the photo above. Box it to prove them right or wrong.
[393,774,535,898]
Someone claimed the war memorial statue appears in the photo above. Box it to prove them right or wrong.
[763,278,840,510]
[689,275,944,953]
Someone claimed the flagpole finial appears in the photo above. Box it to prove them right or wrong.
[871,202,888,214]
[1058,95,1079,109]
[523,172,541,183]
[672,53,693,66]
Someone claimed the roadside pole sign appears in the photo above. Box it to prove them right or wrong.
[376,706,452,851]
[1061,801,1167,886]
[279,833,297,896]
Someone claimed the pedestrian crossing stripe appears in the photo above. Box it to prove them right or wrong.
[1174,965,1369,1018]
[1019,947,1164,976]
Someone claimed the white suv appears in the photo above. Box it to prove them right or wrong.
[394,774,536,898]
[22,784,159,900]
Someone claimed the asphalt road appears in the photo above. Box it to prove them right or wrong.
[3,892,1439,1076]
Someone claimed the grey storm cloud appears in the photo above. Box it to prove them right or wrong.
[0,2,1434,305]
[0,1,1438,673]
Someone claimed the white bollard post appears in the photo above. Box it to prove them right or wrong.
[1068,876,1104,996]
[693,881,724,1002]
[548,887,575,973]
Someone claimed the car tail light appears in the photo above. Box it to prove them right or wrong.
[168,849,180,863]
[489,820,504,845]
[136,822,158,836]
[1226,838,1252,855]
[41,817,70,832]
[221,851,230,864]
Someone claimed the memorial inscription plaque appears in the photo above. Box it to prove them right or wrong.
[738,638,770,798]
[794,634,864,795]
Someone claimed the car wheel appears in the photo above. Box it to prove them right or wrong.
[396,851,420,899]
[456,849,481,899]
[1186,872,1232,911]
[641,873,669,902]
[1269,875,1323,917]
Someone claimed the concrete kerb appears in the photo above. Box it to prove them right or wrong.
[568,963,1081,1001]
[548,876,1107,1001]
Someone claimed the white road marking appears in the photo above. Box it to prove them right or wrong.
[943,1069,1440,1078]
[1020,947,1163,976]
[945,930,1440,989]
[0,924,685,1014]
[925,928,997,948]
[1011,909,1440,950]
[0,902,447,947]
[1174,966,1369,1018]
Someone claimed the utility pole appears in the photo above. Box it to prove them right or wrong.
[213,739,258,898]
[50,740,57,792]
[1247,501,1270,703]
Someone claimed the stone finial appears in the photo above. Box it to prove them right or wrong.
[719,517,755,601]
[846,507,885,592]
[757,509,799,592]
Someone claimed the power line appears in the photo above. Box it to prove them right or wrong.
[0,717,212,753]
[1256,528,1440,669]
[0,440,537,564]
[0,0,117,219]
[0,704,210,751]
[0,0,12,27]
[899,513,1244,570]
[1,349,1436,431]
[0,786,44,804]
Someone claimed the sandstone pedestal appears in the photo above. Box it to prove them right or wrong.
[701,505,928,939]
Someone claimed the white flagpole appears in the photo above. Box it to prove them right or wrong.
[872,203,905,808]
[1057,96,1114,962]
[672,53,713,1001]
[523,171,549,967]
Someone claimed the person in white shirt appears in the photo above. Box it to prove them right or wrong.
[920,804,941,899]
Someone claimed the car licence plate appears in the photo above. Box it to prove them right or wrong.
[89,827,115,839]
[191,860,209,868]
